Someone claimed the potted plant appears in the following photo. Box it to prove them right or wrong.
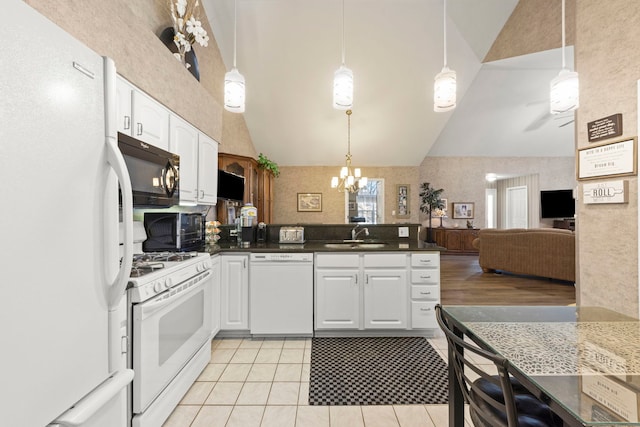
[257,153,280,177]
[419,182,445,243]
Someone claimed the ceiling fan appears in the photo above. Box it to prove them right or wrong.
[524,100,574,131]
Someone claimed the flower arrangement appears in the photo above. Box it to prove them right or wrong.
[433,208,446,217]
[170,0,209,68]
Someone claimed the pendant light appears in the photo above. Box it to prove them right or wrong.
[224,0,245,113]
[550,0,579,114]
[331,110,367,193]
[433,0,456,112]
[333,0,353,110]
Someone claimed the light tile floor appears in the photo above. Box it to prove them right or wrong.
[162,336,475,427]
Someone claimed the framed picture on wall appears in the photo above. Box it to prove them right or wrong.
[396,184,410,218]
[297,193,322,212]
[452,202,474,219]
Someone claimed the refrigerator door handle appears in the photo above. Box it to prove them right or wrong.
[48,369,134,427]
[106,135,133,310]
[104,57,134,311]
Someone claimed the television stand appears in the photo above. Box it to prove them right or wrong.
[553,219,575,231]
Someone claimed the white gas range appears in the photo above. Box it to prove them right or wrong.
[126,251,213,427]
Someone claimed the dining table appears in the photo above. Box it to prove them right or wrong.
[441,305,640,426]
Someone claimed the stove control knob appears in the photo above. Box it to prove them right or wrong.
[153,281,163,293]
[165,277,173,288]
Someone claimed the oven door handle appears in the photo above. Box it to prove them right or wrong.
[138,270,211,319]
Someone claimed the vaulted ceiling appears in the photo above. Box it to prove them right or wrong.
[202,0,575,166]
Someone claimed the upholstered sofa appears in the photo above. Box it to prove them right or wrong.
[472,228,575,282]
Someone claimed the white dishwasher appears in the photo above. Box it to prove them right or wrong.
[249,252,314,336]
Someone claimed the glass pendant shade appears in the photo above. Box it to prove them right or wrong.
[550,68,579,114]
[224,67,245,113]
[333,65,354,110]
[433,66,457,112]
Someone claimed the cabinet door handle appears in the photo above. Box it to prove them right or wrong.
[243,259,247,269]
[354,275,358,285]
[200,190,205,198]
[124,116,131,130]
[365,274,369,284]
[136,122,143,136]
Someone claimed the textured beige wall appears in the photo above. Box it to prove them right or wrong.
[485,0,575,62]
[273,166,419,224]
[418,157,575,230]
[25,0,255,156]
[575,1,640,317]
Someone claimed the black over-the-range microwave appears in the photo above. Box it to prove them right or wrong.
[117,132,180,207]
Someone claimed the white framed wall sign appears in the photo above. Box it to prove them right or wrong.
[582,180,628,204]
[578,137,637,180]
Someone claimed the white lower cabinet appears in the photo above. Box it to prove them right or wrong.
[363,252,408,329]
[315,253,360,329]
[363,269,407,328]
[220,254,249,330]
[315,251,440,332]
[315,269,360,329]
[210,255,221,337]
[410,253,440,329]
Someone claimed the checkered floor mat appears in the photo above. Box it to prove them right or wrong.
[309,337,449,405]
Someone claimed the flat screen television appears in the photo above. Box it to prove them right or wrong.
[217,170,245,201]
[540,189,575,218]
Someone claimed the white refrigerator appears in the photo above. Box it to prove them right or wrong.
[0,1,134,426]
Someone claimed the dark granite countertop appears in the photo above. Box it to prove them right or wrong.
[204,240,444,255]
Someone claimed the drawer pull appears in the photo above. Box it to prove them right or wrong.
[420,275,431,279]
[420,291,432,295]
[420,259,431,263]
[420,307,432,312]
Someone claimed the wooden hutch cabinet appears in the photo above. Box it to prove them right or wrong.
[217,153,274,224]
[432,228,479,254]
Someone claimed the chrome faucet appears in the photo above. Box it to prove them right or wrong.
[351,225,369,241]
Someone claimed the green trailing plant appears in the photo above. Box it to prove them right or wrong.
[419,182,445,242]
[257,153,280,177]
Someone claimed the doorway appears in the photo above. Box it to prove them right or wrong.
[506,185,528,228]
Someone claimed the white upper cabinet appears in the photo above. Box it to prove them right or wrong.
[116,76,169,150]
[115,77,133,134]
[197,132,218,205]
[169,114,199,205]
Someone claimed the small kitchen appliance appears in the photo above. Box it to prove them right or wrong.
[257,222,267,243]
[279,226,305,244]
[142,212,204,252]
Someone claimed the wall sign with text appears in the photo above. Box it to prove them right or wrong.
[582,180,628,204]
[577,137,637,180]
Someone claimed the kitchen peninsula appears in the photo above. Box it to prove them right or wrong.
[205,223,444,339]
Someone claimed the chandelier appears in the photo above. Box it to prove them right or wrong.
[331,110,367,193]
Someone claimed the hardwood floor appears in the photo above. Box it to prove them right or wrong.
[440,254,576,306]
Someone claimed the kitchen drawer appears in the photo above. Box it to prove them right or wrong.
[411,301,438,329]
[410,285,439,301]
[411,253,439,268]
[315,253,360,268]
[363,253,407,268]
[410,269,439,284]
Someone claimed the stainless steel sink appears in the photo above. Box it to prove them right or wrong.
[322,242,388,249]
